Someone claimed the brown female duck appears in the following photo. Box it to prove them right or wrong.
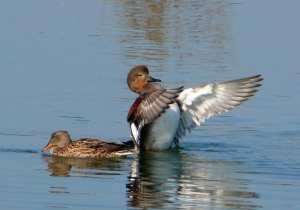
[42,131,134,158]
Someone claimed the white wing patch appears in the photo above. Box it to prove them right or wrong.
[130,123,139,147]
[178,85,213,110]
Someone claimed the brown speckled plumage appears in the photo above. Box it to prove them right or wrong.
[42,131,134,158]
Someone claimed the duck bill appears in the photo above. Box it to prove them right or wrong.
[148,76,161,83]
[41,142,53,152]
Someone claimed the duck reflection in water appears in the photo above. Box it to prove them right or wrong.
[42,147,261,208]
[42,154,130,177]
[126,150,260,209]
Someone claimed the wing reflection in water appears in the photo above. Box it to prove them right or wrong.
[127,150,260,209]
[42,154,128,177]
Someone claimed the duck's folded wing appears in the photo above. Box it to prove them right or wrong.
[127,87,183,146]
[174,75,263,145]
[74,139,131,153]
[137,87,183,125]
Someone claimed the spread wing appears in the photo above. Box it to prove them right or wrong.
[174,75,263,145]
[127,87,183,146]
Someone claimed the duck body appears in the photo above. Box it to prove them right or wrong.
[127,79,183,150]
[42,131,134,158]
[127,65,263,151]
[138,102,181,150]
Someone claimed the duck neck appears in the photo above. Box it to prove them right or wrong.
[138,83,163,96]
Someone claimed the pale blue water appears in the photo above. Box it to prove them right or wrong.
[0,1,299,209]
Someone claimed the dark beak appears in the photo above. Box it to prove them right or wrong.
[148,76,161,83]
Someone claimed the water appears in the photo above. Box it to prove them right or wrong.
[1,0,299,209]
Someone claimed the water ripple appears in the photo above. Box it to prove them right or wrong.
[0,148,38,153]
[0,132,34,137]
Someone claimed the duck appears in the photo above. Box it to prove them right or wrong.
[42,131,134,158]
[127,65,263,151]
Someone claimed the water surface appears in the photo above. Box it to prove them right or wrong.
[0,1,299,209]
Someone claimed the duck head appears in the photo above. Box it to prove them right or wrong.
[42,130,72,153]
[127,65,161,93]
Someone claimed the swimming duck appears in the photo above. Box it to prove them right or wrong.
[127,65,263,150]
[42,131,134,158]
